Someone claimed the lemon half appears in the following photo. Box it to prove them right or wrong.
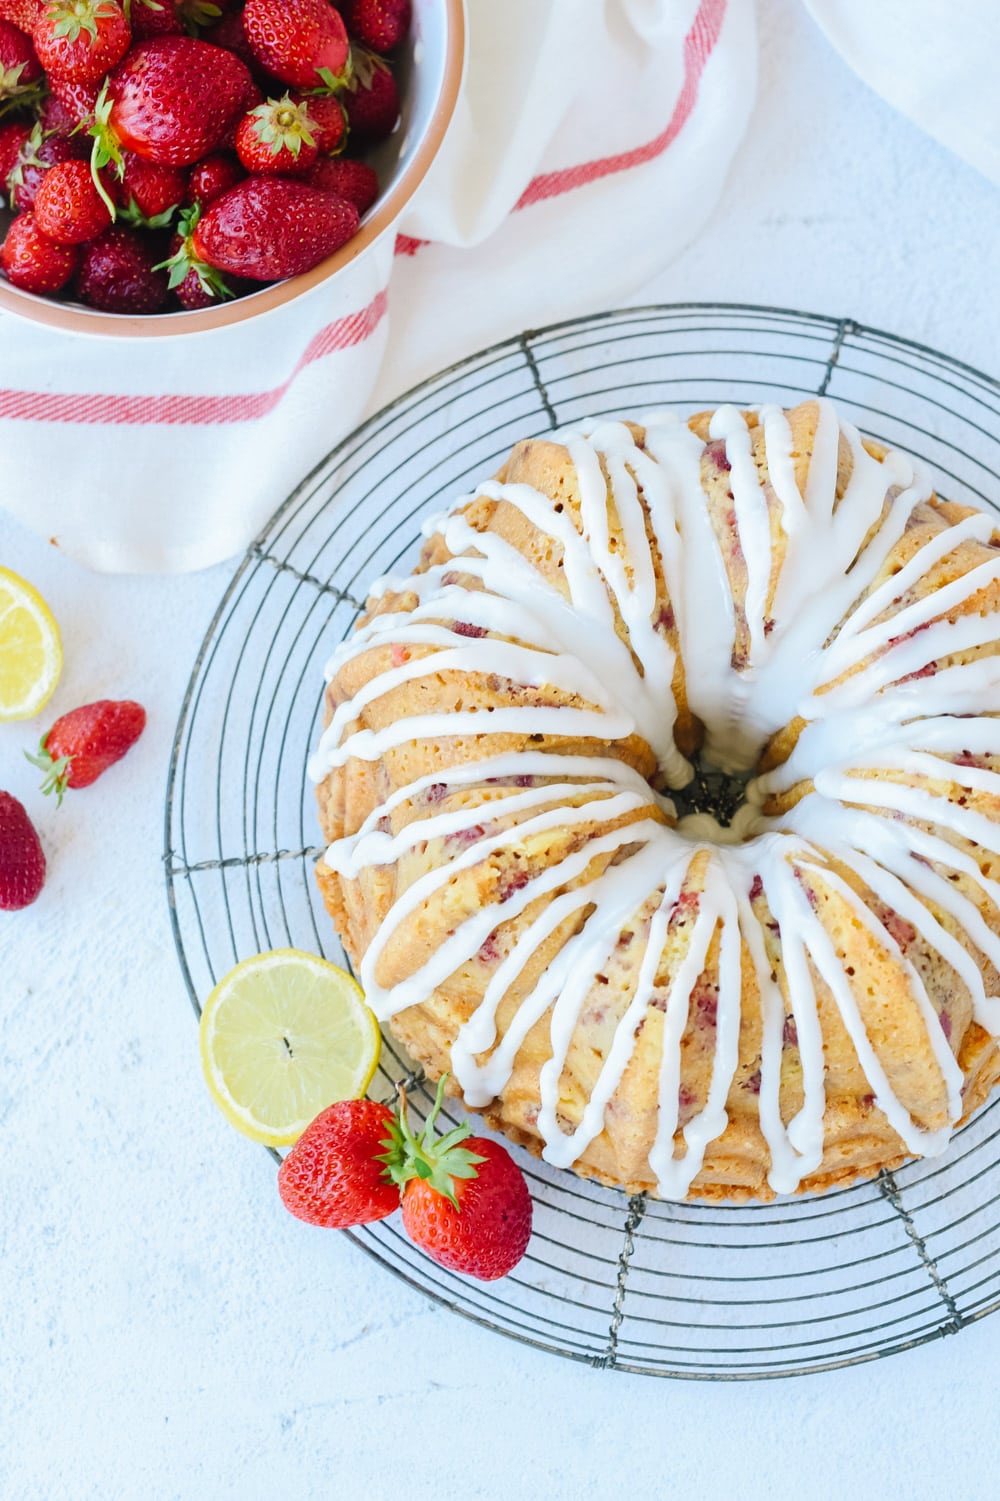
[0,566,62,721]
[200,949,381,1147]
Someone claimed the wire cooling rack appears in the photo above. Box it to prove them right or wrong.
[165,303,1000,1379]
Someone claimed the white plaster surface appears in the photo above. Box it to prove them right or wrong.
[4,4,1000,1497]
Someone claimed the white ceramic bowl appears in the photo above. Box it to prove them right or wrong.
[0,0,465,337]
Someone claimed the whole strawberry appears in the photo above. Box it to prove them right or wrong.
[307,154,377,214]
[0,791,45,910]
[342,0,410,54]
[343,45,398,145]
[1,209,78,290]
[278,1098,400,1228]
[29,698,146,801]
[185,149,242,207]
[7,122,83,211]
[299,90,344,155]
[33,0,131,85]
[243,0,349,90]
[92,35,252,173]
[76,224,168,310]
[112,149,186,224]
[395,1081,532,1281]
[235,93,317,176]
[34,157,112,241]
[191,175,358,280]
[0,15,42,112]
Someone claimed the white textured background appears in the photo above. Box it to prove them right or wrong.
[4,4,1000,1497]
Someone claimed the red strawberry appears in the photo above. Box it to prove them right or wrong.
[34,157,112,241]
[0,116,29,180]
[343,44,398,145]
[191,175,358,280]
[278,1098,400,1228]
[184,148,241,206]
[0,15,42,111]
[75,225,167,310]
[299,89,344,155]
[29,698,146,800]
[395,1081,532,1281]
[234,93,317,176]
[243,0,349,90]
[342,0,409,54]
[33,0,131,84]
[1,207,78,289]
[0,0,44,33]
[47,72,100,130]
[0,792,45,911]
[7,123,80,209]
[129,0,183,38]
[112,149,186,223]
[158,202,234,303]
[92,36,252,172]
[307,154,377,214]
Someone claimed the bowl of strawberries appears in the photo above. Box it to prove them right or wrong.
[0,0,464,332]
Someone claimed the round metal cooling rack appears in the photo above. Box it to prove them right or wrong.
[165,302,1000,1380]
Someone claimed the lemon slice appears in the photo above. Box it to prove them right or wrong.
[200,949,381,1146]
[0,566,63,721]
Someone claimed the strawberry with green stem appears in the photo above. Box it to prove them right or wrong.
[87,34,252,214]
[234,92,317,175]
[156,199,233,303]
[32,0,132,85]
[186,173,358,281]
[342,42,398,145]
[243,0,350,92]
[28,698,147,801]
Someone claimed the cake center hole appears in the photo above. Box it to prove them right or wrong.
[669,754,755,838]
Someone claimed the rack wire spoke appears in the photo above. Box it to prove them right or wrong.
[165,303,1000,1379]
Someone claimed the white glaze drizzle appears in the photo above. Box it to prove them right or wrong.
[311,400,1000,1199]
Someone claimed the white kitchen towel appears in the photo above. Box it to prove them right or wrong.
[0,0,756,574]
[805,0,1000,188]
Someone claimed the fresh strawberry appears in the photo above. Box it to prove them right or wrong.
[243,0,349,90]
[112,149,186,223]
[234,93,317,175]
[0,0,44,33]
[0,791,45,911]
[75,224,167,310]
[278,1098,400,1228]
[191,174,358,280]
[7,122,80,210]
[28,698,146,800]
[128,0,183,38]
[394,1079,532,1280]
[300,89,344,155]
[34,156,112,240]
[0,116,29,181]
[91,35,252,178]
[342,44,397,145]
[33,0,131,84]
[47,72,100,130]
[0,15,42,113]
[307,154,377,214]
[342,0,409,54]
[184,148,240,206]
[1,206,78,288]
[158,201,233,302]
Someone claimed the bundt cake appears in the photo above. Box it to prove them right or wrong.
[307,397,1000,1201]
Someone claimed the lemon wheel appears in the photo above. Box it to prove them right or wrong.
[199,949,381,1147]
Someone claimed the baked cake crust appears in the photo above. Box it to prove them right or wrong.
[310,399,1000,1201]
